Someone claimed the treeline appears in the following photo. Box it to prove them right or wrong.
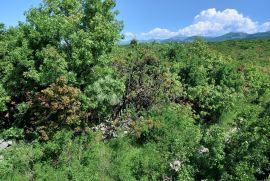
[0,0,270,180]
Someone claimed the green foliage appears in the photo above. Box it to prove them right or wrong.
[0,0,123,131]
[84,75,125,117]
[0,37,270,179]
[127,104,201,180]
[0,122,198,180]
[0,0,270,179]
[0,127,24,140]
[130,38,138,46]
[130,39,138,47]
[209,39,270,74]
[0,84,9,112]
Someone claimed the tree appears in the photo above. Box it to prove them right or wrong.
[130,38,138,46]
[0,0,124,131]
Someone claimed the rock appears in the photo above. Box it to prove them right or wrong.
[225,127,238,143]
[162,175,173,181]
[92,122,117,140]
[0,142,9,149]
[0,140,13,150]
[198,146,209,154]
[170,160,182,172]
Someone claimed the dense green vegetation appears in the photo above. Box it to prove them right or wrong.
[209,40,270,74]
[0,0,270,180]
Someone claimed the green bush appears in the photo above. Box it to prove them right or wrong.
[0,0,270,179]
[0,127,24,140]
[0,84,9,112]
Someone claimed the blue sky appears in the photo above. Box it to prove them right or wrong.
[1,0,270,39]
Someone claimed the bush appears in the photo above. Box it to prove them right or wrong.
[0,84,9,112]
[0,127,24,140]
[130,39,138,46]
[26,77,84,140]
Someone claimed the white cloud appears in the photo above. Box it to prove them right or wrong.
[260,22,270,32]
[178,21,224,36]
[140,28,178,39]
[128,8,270,40]
[124,32,136,39]
[183,8,258,36]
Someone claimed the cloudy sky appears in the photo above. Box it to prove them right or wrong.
[117,0,270,40]
[126,8,270,40]
[0,0,270,40]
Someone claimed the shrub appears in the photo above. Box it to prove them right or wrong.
[0,84,9,112]
[0,127,24,140]
[26,77,84,140]
[130,39,138,46]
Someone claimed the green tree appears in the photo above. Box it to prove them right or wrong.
[0,0,124,132]
[130,38,138,46]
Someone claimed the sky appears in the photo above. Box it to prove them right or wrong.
[0,0,270,40]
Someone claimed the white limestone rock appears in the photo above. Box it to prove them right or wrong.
[198,146,209,154]
[0,140,13,149]
[170,160,182,172]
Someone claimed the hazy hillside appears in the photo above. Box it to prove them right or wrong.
[124,31,270,43]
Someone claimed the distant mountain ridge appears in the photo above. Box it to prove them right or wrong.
[120,31,270,44]
[163,31,270,42]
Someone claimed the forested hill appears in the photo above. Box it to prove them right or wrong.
[173,31,270,42]
[122,31,270,44]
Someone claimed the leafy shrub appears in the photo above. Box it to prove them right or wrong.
[0,127,24,140]
[26,77,84,140]
[0,0,123,131]
[130,39,138,46]
[0,84,9,112]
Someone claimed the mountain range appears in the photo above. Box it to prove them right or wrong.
[169,31,270,42]
[121,31,270,44]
